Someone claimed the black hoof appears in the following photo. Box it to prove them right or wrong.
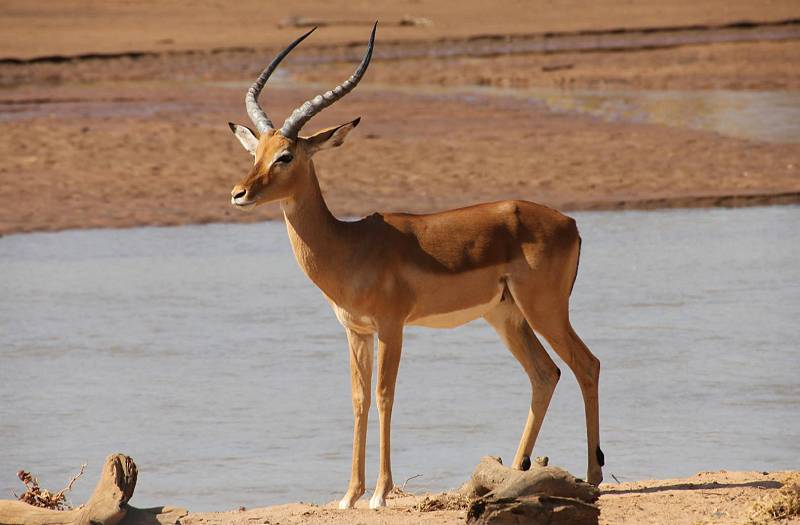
[520,455,531,471]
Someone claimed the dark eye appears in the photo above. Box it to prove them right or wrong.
[275,152,293,164]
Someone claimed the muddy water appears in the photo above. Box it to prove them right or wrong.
[216,80,800,144]
[1,206,798,511]
[363,83,800,144]
[2,78,798,144]
[487,87,800,143]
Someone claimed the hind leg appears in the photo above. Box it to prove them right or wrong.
[484,296,561,470]
[507,282,603,485]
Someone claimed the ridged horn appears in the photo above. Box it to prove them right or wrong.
[279,22,377,139]
[246,27,316,133]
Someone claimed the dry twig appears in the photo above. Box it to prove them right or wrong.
[401,474,423,491]
[14,463,86,510]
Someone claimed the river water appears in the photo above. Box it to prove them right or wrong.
[1,206,798,511]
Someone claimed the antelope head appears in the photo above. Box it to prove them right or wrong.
[230,24,376,208]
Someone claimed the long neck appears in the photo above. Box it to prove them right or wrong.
[281,162,351,299]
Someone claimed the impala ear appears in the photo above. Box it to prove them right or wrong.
[228,122,259,156]
[304,118,360,156]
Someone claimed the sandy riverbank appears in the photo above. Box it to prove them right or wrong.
[173,470,799,524]
[0,1,798,236]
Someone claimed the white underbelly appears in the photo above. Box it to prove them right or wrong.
[409,292,503,329]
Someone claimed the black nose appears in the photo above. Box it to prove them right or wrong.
[233,189,247,200]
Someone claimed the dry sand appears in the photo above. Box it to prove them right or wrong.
[179,470,800,525]
[2,0,798,60]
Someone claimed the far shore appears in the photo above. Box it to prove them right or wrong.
[1,2,798,236]
[0,75,797,236]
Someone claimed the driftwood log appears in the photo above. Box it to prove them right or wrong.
[460,456,600,525]
[0,454,186,525]
[0,454,136,525]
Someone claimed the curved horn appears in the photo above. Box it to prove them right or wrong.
[280,22,377,139]
[246,27,316,134]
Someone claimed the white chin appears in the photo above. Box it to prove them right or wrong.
[232,198,256,208]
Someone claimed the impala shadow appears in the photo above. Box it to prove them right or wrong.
[601,479,782,496]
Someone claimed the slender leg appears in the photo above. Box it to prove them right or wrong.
[551,323,602,485]
[338,328,374,509]
[369,323,403,509]
[484,298,560,470]
[509,284,603,485]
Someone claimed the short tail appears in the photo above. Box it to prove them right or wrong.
[568,234,581,297]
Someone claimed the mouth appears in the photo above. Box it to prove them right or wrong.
[231,196,256,209]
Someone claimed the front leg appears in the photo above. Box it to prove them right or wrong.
[369,323,403,509]
[338,328,374,509]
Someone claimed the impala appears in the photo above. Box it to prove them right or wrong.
[228,24,603,509]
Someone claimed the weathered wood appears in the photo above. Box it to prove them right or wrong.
[461,456,600,525]
[0,454,137,525]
